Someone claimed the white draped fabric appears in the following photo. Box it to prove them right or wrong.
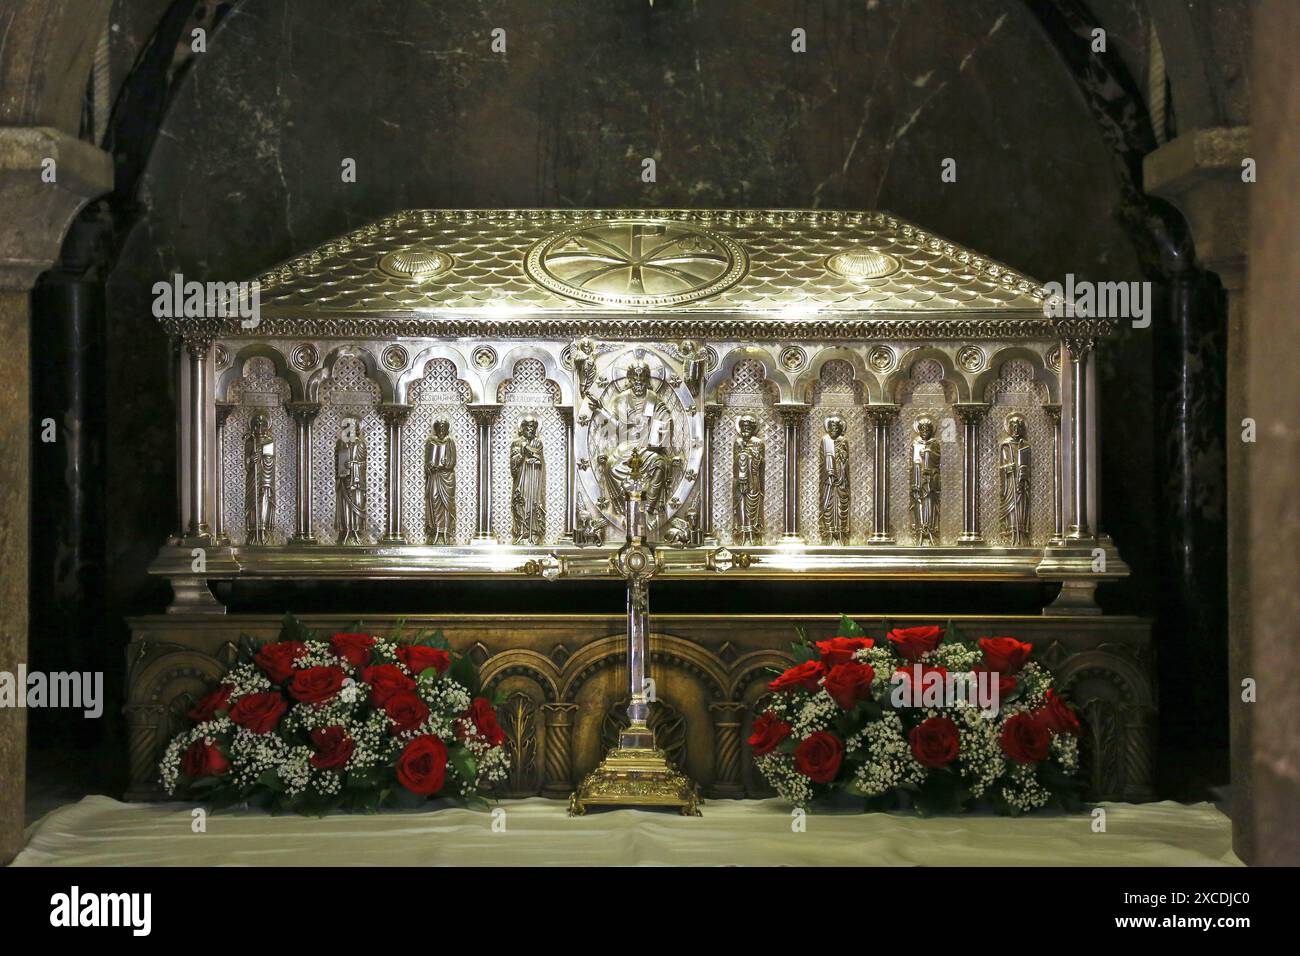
[13,796,1238,867]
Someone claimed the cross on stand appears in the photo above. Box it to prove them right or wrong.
[521,447,754,815]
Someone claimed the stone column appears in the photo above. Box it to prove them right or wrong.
[378,403,412,543]
[777,403,809,542]
[701,405,720,543]
[0,122,112,863]
[709,701,748,798]
[213,401,237,543]
[540,702,579,798]
[953,403,989,545]
[468,403,501,543]
[866,404,900,543]
[285,401,322,544]
[1146,124,1254,860]
[1043,402,1065,542]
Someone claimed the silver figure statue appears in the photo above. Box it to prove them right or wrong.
[997,413,1032,546]
[679,338,705,399]
[572,336,598,402]
[243,413,276,545]
[909,417,941,545]
[819,415,851,545]
[424,418,457,545]
[510,416,546,545]
[334,417,368,545]
[591,359,675,521]
[664,505,701,548]
[573,499,607,547]
[733,415,765,546]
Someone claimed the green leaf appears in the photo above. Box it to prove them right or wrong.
[449,744,478,783]
[449,653,481,697]
[836,614,865,638]
[256,768,285,793]
[880,616,894,640]
[790,642,819,664]
[944,618,964,645]
[279,613,314,645]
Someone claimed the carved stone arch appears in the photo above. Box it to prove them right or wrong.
[217,343,304,401]
[558,632,729,702]
[972,346,1060,403]
[485,345,573,406]
[726,649,797,700]
[885,346,970,403]
[1052,645,1156,801]
[793,347,881,403]
[395,343,479,404]
[704,345,794,403]
[478,649,561,702]
[306,344,395,402]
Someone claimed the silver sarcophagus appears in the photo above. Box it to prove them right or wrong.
[151,208,1126,612]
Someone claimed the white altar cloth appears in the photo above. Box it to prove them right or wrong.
[12,796,1239,867]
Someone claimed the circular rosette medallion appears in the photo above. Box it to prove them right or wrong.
[525,220,748,307]
[574,347,705,537]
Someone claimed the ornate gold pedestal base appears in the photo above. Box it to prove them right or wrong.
[568,745,702,816]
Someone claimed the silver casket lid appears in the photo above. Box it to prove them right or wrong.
[162,208,1110,342]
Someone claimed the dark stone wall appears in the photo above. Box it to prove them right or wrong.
[33,0,1225,793]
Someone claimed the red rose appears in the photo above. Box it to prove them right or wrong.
[254,641,307,683]
[974,666,1018,699]
[886,625,944,661]
[909,716,961,768]
[308,726,355,770]
[747,711,792,756]
[768,660,826,693]
[229,691,288,734]
[329,632,375,669]
[181,739,229,779]
[815,636,875,667]
[386,692,431,735]
[793,731,844,784]
[1000,712,1051,764]
[979,637,1034,675]
[822,662,875,709]
[1037,689,1081,736]
[288,665,347,704]
[893,664,950,688]
[397,645,451,676]
[396,735,448,795]
[188,685,234,722]
[361,663,417,706]
[461,697,506,746]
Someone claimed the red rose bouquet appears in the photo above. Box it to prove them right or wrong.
[159,615,509,813]
[750,615,1085,815]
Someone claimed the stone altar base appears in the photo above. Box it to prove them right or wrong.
[13,796,1235,867]
[125,613,1154,803]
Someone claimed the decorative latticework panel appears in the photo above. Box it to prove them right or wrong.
[713,360,783,545]
[799,361,872,544]
[313,356,386,545]
[493,359,566,544]
[223,357,296,545]
[403,359,476,544]
[891,359,961,545]
[979,359,1053,546]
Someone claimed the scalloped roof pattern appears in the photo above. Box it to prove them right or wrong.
[253,208,1051,318]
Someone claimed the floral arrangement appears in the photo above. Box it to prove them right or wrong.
[160,615,510,813]
[749,616,1085,815]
